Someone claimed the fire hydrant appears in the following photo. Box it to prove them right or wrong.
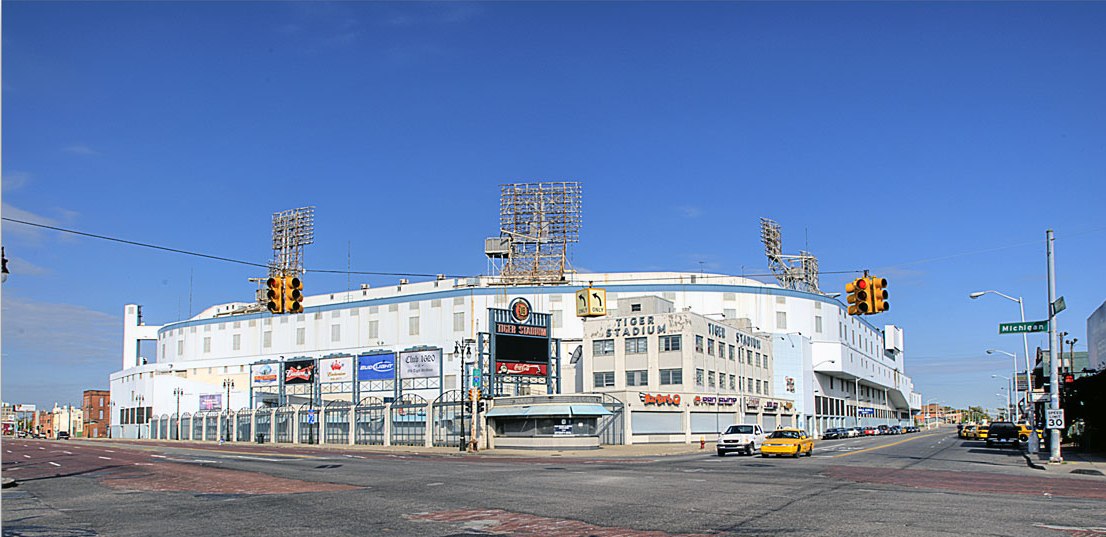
[700,436,706,449]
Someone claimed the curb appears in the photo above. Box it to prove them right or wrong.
[1022,450,1047,470]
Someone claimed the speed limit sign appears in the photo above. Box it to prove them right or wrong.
[1046,409,1065,430]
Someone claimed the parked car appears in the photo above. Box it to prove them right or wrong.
[17,430,29,438]
[56,431,70,440]
[1016,424,1042,443]
[877,425,891,435]
[976,425,990,440]
[823,428,847,440]
[889,425,903,435]
[962,425,978,439]
[716,424,766,456]
[760,428,814,458]
[848,427,863,438]
[985,421,1019,448]
[863,427,878,436]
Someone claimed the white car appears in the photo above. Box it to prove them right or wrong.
[716,424,766,456]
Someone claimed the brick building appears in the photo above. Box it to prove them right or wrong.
[83,389,111,438]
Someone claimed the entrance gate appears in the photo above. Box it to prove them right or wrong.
[181,413,192,440]
[390,394,427,446]
[297,404,319,444]
[170,414,180,440]
[192,413,204,440]
[354,397,386,445]
[255,408,272,443]
[274,406,295,443]
[159,415,169,440]
[203,411,219,441]
[432,390,469,447]
[597,393,625,445]
[324,401,351,444]
[236,409,252,442]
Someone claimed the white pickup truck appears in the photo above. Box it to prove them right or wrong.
[716,424,766,456]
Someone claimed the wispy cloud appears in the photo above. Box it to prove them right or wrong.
[382,3,483,27]
[2,170,31,192]
[2,296,119,366]
[2,255,50,277]
[677,205,702,219]
[64,143,100,156]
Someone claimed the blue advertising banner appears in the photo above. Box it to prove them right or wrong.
[358,353,395,381]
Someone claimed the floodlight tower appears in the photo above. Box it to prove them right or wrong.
[491,182,582,285]
[760,217,820,293]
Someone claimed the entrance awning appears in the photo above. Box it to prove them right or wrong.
[485,404,612,418]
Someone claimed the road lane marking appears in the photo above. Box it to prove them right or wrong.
[427,482,444,487]
[48,462,61,467]
[22,455,31,459]
[104,450,115,453]
[832,432,943,458]
[150,455,167,458]
[63,451,73,455]
[6,467,22,472]
[98,456,112,460]
[228,455,284,462]
[5,450,10,454]
[38,447,45,450]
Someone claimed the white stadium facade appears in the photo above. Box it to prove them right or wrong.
[110,271,923,446]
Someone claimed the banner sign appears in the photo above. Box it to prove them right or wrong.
[284,359,316,385]
[858,407,875,416]
[358,353,396,381]
[320,357,353,383]
[14,404,36,412]
[496,362,547,376]
[745,398,760,409]
[252,363,279,387]
[198,394,222,411]
[399,349,441,379]
[639,393,681,406]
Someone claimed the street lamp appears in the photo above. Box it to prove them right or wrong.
[992,374,1012,420]
[134,394,145,439]
[971,290,1038,453]
[172,387,184,440]
[454,339,476,452]
[222,379,235,442]
[986,350,1021,420]
[925,399,942,429]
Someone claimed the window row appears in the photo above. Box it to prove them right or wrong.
[593,368,684,388]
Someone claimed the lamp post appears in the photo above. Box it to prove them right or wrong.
[993,375,1012,420]
[454,339,475,452]
[970,290,1038,453]
[172,388,184,440]
[222,379,235,442]
[134,394,145,439]
[987,350,1020,419]
[925,399,942,430]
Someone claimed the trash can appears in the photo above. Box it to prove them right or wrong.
[256,432,265,444]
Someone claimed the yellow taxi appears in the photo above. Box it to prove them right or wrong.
[976,425,989,440]
[760,428,814,458]
[1017,424,1043,442]
[962,425,978,439]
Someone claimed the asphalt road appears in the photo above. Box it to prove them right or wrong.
[3,430,1105,537]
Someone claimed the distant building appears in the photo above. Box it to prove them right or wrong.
[83,390,111,438]
[51,405,83,438]
[1089,300,1106,372]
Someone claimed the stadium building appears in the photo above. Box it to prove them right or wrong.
[108,184,922,445]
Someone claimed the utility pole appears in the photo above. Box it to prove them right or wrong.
[1046,229,1062,462]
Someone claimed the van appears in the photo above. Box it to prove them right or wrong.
[716,424,766,456]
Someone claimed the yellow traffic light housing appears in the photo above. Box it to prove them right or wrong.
[846,277,871,316]
[266,277,283,314]
[871,277,889,313]
[283,276,304,314]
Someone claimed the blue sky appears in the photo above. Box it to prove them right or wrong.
[3,2,1104,411]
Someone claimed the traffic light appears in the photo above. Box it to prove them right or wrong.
[871,277,889,313]
[283,276,304,314]
[846,277,871,315]
[266,277,283,314]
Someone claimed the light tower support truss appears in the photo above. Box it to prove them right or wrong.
[271,206,315,278]
[495,182,582,285]
[760,217,820,293]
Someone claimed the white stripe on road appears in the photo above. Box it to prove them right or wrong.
[98,456,112,460]
[48,462,61,467]
[22,455,31,459]
[150,454,167,458]
[4,450,10,454]
[104,450,115,453]
[229,455,284,462]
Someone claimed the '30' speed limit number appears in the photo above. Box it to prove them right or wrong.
[1046,409,1065,430]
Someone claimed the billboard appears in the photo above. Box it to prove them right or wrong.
[252,363,279,387]
[320,357,353,383]
[496,362,548,376]
[358,353,395,381]
[284,359,316,385]
[198,394,222,411]
[399,349,441,379]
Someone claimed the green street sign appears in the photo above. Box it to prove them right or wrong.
[999,321,1049,334]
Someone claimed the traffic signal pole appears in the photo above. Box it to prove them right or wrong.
[1046,229,1062,462]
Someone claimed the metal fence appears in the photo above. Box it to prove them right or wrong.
[274,406,295,443]
[236,409,253,442]
[324,401,351,445]
[355,397,386,445]
[390,394,427,446]
[432,390,468,447]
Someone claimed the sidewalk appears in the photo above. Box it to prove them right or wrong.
[83,437,710,460]
[1027,443,1106,475]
